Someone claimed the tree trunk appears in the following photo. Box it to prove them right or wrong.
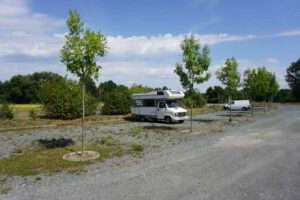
[229,101,232,122]
[81,82,85,155]
[251,101,254,117]
[264,100,266,115]
[190,100,193,132]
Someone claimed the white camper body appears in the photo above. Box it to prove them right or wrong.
[131,90,188,123]
[224,100,251,111]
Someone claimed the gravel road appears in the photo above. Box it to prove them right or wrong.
[1,104,299,200]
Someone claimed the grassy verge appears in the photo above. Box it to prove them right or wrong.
[0,114,129,132]
[189,105,223,115]
[0,140,144,177]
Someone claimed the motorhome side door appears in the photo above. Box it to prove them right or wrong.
[157,101,166,119]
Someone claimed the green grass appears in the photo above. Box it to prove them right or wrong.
[131,144,144,152]
[0,142,142,177]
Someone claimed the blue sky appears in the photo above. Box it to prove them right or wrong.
[0,0,299,91]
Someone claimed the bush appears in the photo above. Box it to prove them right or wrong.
[102,87,131,115]
[131,144,144,152]
[0,102,14,120]
[29,109,38,119]
[39,78,98,119]
[180,91,207,108]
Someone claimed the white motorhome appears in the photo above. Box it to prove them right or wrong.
[131,90,188,123]
[224,100,251,111]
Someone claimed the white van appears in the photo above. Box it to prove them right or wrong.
[224,100,251,111]
[131,90,188,123]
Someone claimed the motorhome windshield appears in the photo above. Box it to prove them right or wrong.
[166,100,179,108]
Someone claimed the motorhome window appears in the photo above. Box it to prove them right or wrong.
[157,91,164,95]
[166,100,179,108]
[159,102,166,108]
[134,100,143,107]
[143,99,155,107]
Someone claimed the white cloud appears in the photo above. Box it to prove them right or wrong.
[274,29,300,37]
[0,0,293,90]
[107,33,255,57]
[0,0,64,32]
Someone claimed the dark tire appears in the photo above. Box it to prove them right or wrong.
[179,120,184,123]
[165,116,172,124]
[139,116,146,122]
[242,107,247,111]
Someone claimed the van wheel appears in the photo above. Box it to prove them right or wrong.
[242,107,247,111]
[139,116,146,122]
[179,120,184,123]
[165,116,172,124]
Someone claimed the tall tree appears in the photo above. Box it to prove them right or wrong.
[174,35,211,132]
[60,10,107,155]
[216,57,240,121]
[286,57,300,101]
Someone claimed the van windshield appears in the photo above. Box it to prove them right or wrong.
[166,100,179,108]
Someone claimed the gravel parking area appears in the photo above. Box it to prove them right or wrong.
[2,105,298,200]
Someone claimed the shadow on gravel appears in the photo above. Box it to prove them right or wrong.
[38,138,74,149]
[217,113,244,117]
[142,125,178,131]
[193,118,222,123]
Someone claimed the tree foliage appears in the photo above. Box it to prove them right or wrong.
[216,57,240,100]
[39,78,97,119]
[129,84,152,95]
[0,72,63,103]
[286,57,300,100]
[174,35,210,93]
[206,86,226,103]
[98,80,118,101]
[102,86,131,115]
[243,67,279,101]
[61,10,107,81]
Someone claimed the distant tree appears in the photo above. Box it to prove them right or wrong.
[80,76,97,96]
[154,86,170,90]
[60,10,107,155]
[181,89,207,108]
[206,86,226,103]
[274,89,296,102]
[98,80,118,100]
[2,72,63,103]
[174,35,211,132]
[216,57,240,121]
[0,81,6,101]
[102,85,131,115]
[286,58,300,101]
[129,84,152,95]
[244,67,279,115]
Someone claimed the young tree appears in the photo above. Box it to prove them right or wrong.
[174,35,211,132]
[243,67,278,116]
[216,57,240,121]
[286,57,300,101]
[60,10,107,155]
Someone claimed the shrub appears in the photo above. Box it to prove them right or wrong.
[0,102,14,120]
[131,144,144,152]
[29,109,38,119]
[180,91,207,108]
[39,78,98,119]
[102,87,131,115]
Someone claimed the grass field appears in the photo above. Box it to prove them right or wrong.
[0,104,224,132]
